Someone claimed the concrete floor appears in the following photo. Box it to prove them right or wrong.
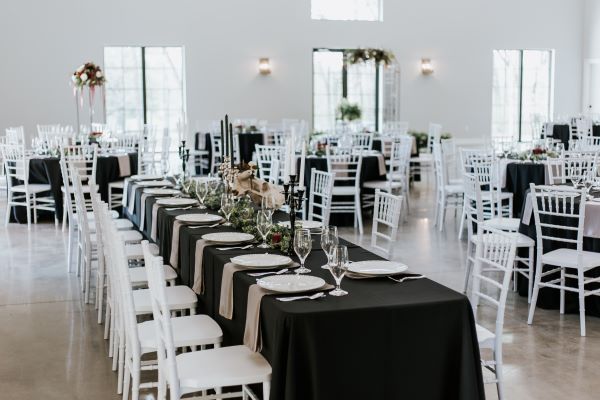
[0,183,599,399]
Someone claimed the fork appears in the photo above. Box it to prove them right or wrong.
[165,205,194,211]
[248,268,289,277]
[276,292,325,302]
[189,222,221,229]
[216,244,253,251]
[387,275,426,283]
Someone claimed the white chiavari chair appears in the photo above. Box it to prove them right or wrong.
[107,134,139,209]
[410,122,439,182]
[547,152,597,185]
[470,226,517,400]
[571,117,592,142]
[60,144,98,229]
[145,252,272,400]
[351,133,373,151]
[1,143,56,229]
[527,184,600,337]
[209,132,222,174]
[440,138,462,185]
[5,126,25,145]
[118,242,223,400]
[432,142,464,231]
[327,150,364,234]
[371,190,403,259]
[255,144,285,184]
[462,173,535,301]
[307,168,334,226]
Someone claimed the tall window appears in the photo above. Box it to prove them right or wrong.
[311,0,383,21]
[313,49,382,132]
[104,46,186,134]
[491,49,553,142]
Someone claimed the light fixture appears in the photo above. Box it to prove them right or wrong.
[421,58,434,75]
[258,58,271,75]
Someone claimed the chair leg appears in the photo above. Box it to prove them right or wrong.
[463,240,473,294]
[527,246,534,304]
[117,337,126,393]
[494,349,504,400]
[438,196,446,232]
[62,200,67,231]
[4,191,11,227]
[263,381,271,400]
[130,366,140,400]
[458,200,466,240]
[577,269,586,337]
[105,301,111,342]
[527,260,544,325]
[560,269,565,315]
[122,363,131,400]
[26,194,31,230]
[33,193,38,224]
[67,224,73,272]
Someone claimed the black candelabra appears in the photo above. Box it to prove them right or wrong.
[178,140,190,178]
[282,175,305,256]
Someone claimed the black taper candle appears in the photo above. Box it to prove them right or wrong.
[224,114,229,157]
[220,119,224,159]
[229,122,234,167]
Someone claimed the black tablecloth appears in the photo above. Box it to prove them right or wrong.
[196,132,264,170]
[517,192,600,316]
[504,162,546,217]
[10,153,137,223]
[549,124,600,150]
[138,205,485,400]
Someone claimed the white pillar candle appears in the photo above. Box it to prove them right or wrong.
[299,141,306,188]
[283,140,290,183]
[289,133,296,175]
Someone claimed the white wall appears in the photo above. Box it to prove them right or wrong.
[0,0,585,142]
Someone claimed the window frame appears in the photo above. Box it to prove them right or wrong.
[311,0,383,22]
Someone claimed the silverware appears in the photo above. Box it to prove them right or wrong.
[216,244,253,251]
[276,292,326,302]
[248,268,289,277]
[188,222,221,229]
[387,275,426,283]
[165,205,194,211]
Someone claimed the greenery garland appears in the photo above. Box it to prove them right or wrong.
[347,48,395,67]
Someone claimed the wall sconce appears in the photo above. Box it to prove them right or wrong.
[421,58,434,75]
[258,58,272,75]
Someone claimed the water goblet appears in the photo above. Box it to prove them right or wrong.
[195,180,208,209]
[320,225,339,269]
[329,245,349,296]
[256,211,273,249]
[220,194,234,226]
[293,229,312,274]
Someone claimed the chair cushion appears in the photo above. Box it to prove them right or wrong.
[10,183,51,193]
[482,217,520,231]
[138,315,223,353]
[332,186,357,195]
[541,248,600,270]
[129,264,177,285]
[119,229,143,244]
[132,285,198,314]
[125,242,159,260]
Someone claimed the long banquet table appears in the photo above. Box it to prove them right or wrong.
[123,184,486,400]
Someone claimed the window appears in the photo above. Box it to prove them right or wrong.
[491,49,553,142]
[312,49,383,132]
[104,46,186,135]
[311,0,382,21]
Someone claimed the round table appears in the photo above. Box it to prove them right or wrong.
[10,153,137,223]
[504,162,546,217]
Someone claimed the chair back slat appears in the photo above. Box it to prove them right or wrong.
[308,168,334,226]
[371,189,403,258]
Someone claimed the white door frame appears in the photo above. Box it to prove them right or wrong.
[582,58,600,114]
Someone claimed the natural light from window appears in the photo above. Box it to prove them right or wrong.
[311,0,382,21]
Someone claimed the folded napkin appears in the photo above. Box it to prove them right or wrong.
[116,154,131,178]
[150,199,178,241]
[127,182,139,211]
[243,282,333,352]
[169,220,187,269]
[139,193,150,231]
[122,178,131,207]
[376,154,386,176]
[219,262,298,320]
[192,239,213,294]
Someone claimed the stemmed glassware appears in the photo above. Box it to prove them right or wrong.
[220,193,234,226]
[320,225,339,269]
[256,211,273,249]
[329,245,349,296]
[261,194,276,219]
[569,165,582,189]
[161,159,170,180]
[293,228,312,274]
[195,180,208,209]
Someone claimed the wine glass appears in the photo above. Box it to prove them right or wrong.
[293,228,312,274]
[161,158,170,180]
[182,178,193,196]
[329,245,349,296]
[195,180,208,209]
[220,194,234,226]
[569,164,582,188]
[320,225,339,269]
[256,211,273,249]
[261,194,275,219]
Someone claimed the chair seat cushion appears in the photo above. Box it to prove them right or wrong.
[129,264,177,285]
[132,285,198,314]
[119,229,143,244]
[476,323,495,349]
[363,180,403,190]
[472,232,534,247]
[332,186,357,196]
[125,242,159,260]
[10,183,51,193]
[541,248,600,270]
[138,315,223,353]
[176,345,271,394]
[444,184,464,194]
[482,217,520,231]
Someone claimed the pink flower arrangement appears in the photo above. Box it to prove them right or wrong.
[71,62,105,88]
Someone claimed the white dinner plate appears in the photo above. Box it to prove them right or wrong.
[202,232,255,244]
[278,220,322,230]
[176,213,222,224]
[130,174,163,181]
[137,180,173,187]
[143,188,181,196]
[156,198,197,206]
[257,275,326,294]
[348,260,408,276]
[230,253,293,269]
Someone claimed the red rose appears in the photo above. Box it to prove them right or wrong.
[271,232,282,244]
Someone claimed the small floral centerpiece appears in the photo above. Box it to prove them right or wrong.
[338,99,362,122]
[71,62,105,88]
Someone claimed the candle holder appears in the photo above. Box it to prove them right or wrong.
[282,175,305,257]
[178,140,190,180]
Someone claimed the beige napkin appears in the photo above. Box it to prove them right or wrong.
[376,154,386,175]
[584,201,600,239]
[192,239,213,294]
[122,178,131,207]
[127,182,139,211]
[169,220,186,268]
[116,154,131,177]
[243,283,334,352]
[219,262,298,320]
[150,202,171,241]
[139,193,150,231]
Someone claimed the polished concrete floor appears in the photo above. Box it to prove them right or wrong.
[0,184,599,400]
